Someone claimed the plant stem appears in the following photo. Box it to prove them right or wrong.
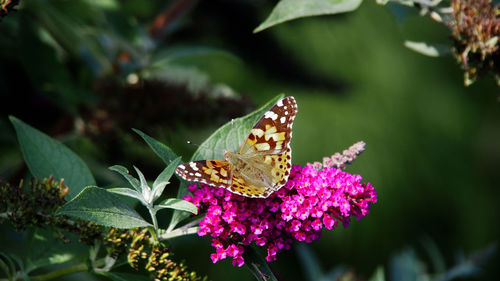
[149,0,199,40]
[147,206,159,240]
[29,263,88,281]
[159,226,200,240]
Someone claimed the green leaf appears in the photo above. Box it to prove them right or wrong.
[155,198,198,215]
[26,229,75,272]
[0,252,14,280]
[404,41,451,57]
[243,246,278,281]
[0,259,10,279]
[22,0,112,74]
[295,244,324,281]
[18,16,79,114]
[107,187,144,202]
[254,0,363,33]
[420,236,446,274]
[133,129,178,165]
[109,165,141,193]
[152,157,182,201]
[389,248,425,281]
[9,255,25,276]
[81,0,119,10]
[369,266,386,281]
[167,94,283,231]
[56,186,152,228]
[133,166,151,202]
[9,116,96,200]
[438,243,497,281]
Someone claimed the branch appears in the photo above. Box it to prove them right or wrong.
[149,0,199,41]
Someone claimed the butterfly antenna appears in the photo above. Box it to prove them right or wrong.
[187,140,227,157]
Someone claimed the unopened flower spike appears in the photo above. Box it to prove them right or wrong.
[321,141,366,170]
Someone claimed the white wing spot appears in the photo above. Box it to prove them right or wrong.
[178,165,186,169]
[280,116,286,123]
[195,172,202,177]
[277,99,283,107]
[284,111,288,115]
[189,162,199,171]
[264,111,278,120]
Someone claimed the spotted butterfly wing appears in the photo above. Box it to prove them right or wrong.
[176,96,297,198]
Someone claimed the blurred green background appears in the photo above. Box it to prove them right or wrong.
[0,0,498,280]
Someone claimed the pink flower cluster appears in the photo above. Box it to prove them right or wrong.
[183,159,377,267]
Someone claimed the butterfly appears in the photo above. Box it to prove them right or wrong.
[176,96,297,198]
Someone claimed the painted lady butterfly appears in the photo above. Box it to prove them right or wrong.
[176,96,297,198]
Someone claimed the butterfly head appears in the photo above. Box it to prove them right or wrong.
[223,150,238,166]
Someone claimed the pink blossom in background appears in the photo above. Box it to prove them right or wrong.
[184,146,377,266]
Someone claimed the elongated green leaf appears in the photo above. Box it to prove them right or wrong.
[82,0,119,10]
[295,244,324,281]
[0,252,14,280]
[369,266,386,281]
[438,243,497,281]
[155,198,197,215]
[133,129,178,164]
[254,0,363,33]
[26,229,75,272]
[109,165,141,193]
[152,157,182,201]
[243,246,278,281]
[108,187,144,202]
[0,259,10,280]
[133,166,151,201]
[9,116,96,200]
[57,186,151,228]
[18,17,79,114]
[404,41,451,57]
[389,249,424,281]
[420,236,446,274]
[8,255,29,281]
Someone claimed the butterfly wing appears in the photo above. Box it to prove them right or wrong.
[238,96,297,156]
[176,160,232,188]
[176,159,272,197]
[229,170,273,198]
[236,96,297,194]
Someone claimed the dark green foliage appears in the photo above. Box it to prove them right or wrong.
[0,0,499,280]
